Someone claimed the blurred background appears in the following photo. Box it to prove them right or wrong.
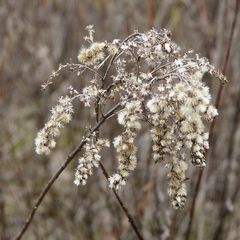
[0,0,240,239]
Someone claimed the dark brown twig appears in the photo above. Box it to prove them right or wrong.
[14,103,121,240]
[212,90,240,240]
[185,1,239,239]
[99,163,144,240]
[146,0,154,29]
[15,33,143,240]
[0,188,6,240]
[95,60,144,239]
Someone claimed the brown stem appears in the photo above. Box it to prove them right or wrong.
[0,188,6,240]
[95,67,144,240]
[15,31,139,240]
[185,1,239,239]
[14,103,121,240]
[102,32,141,87]
[212,91,240,240]
[146,0,154,29]
[14,143,86,240]
[99,163,144,240]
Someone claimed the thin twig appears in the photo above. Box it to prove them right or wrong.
[14,103,121,240]
[99,163,144,240]
[95,61,144,240]
[0,188,6,240]
[185,1,239,239]
[212,90,240,240]
[102,32,141,87]
[146,0,154,29]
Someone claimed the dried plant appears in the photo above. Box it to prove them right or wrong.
[2,1,238,239]
[35,26,225,209]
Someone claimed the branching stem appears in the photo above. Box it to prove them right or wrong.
[185,1,239,239]
[14,103,121,240]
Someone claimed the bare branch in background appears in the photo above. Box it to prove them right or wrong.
[185,1,240,239]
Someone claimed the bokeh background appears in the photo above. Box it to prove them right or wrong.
[0,0,240,239]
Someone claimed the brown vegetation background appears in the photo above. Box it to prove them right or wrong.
[0,0,240,239]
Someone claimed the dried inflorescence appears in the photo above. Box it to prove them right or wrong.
[35,96,73,155]
[36,26,226,208]
[74,138,110,186]
[109,100,142,189]
[147,78,217,169]
[78,42,106,66]
[167,157,188,209]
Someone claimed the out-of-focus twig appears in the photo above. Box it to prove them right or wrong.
[0,38,9,100]
[196,0,213,55]
[212,90,240,240]
[0,188,6,240]
[146,0,154,29]
[185,1,239,239]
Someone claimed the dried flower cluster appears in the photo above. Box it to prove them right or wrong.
[167,157,188,209]
[147,78,217,169]
[36,26,226,208]
[109,100,142,189]
[74,138,109,186]
[35,96,73,155]
[78,42,106,66]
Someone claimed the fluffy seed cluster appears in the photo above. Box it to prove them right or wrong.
[109,100,142,189]
[147,74,217,169]
[107,42,119,55]
[78,42,106,66]
[38,27,226,208]
[167,157,188,209]
[74,138,110,186]
[35,96,73,155]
